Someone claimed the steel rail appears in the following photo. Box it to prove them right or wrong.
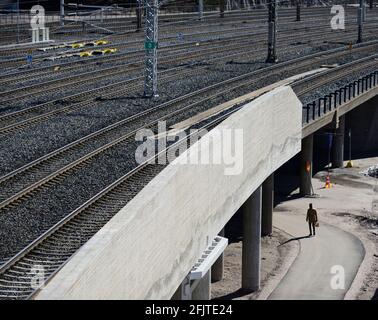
[1,15,377,69]
[294,56,378,96]
[0,106,239,300]
[0,6,340,56]
[1,38,378,301]
[2,35,378,135]
[0,44,377,213]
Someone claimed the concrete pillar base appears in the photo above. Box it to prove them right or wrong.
[171,285,183,300]
[300,134,313,196]
[171,276,190,300]
[332,115,345,168]
[220,0,225,17]
[192,271,211,300]
[262,174,274,236]
[211,229,225,282]
[171,271,212,300]
[242,186,262,291]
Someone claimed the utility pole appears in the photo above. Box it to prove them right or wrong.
[144,0,158,97]
[220,0,225,18]
[347,128,353,168]
[60,0,65,26]
[199,0,204,20]
[327,133,332,172]
[16,0,20,44]
[136,0,142,31]
[266,0,278,63]
[357,0,364,43]
[296,0,301,21]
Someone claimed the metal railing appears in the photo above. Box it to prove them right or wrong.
[303,70,378,123]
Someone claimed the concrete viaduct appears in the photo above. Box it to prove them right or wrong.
[34,71,378,300]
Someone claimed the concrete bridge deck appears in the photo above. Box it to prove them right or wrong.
[33,69,378,300]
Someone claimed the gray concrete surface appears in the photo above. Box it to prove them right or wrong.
[332,115,345,168]
[242,186,262,291]
[269,212,365,300]
[192,271,211,300]
[35,86,302,300]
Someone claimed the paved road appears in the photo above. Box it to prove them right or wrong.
[269,212,365,300]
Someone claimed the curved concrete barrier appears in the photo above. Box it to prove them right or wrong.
[35,85,302,299]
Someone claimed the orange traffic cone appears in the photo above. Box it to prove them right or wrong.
[325,175,332,189]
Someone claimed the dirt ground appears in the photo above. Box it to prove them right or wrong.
[211,157,378,300]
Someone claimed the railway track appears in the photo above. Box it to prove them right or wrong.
[0,49,252,133]
[0,35,260,87]
[1,13,376,69]
[0,58,376,300]
[294,55,378,97]
[1,16,377,96]
[0,104,236,300]
[0,17,333,68]
[2,32,378,98]
[0,15,347,87]
[0,43,377,300]
[0,34,339,108]
[0,7,378,299]
[0,6,366,45]
[0,17,298,59]
[0,6,338,51]
[0,40,258,100]
[0,44,376,215]
[1,36,378,139]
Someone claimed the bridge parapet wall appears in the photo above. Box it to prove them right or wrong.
[35,86,302,300]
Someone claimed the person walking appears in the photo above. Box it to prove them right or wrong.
[306,203,318,237]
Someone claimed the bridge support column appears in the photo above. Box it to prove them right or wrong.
[220,0,225,18]
[332,115,345,168]
[262,174,274,237]
[211,229,225,282]
[192,270,211,300]
[242,186,262,291]
[136,0,142,31]
[300,134,313,196]
[198,0,204,20]
[60,0,65,26]
[171,275,190,300]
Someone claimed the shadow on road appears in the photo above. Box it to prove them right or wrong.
[278,235,311,246]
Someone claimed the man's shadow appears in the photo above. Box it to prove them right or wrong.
[278,235,311,246]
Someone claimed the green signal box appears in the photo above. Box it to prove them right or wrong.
[145,41,158,50]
